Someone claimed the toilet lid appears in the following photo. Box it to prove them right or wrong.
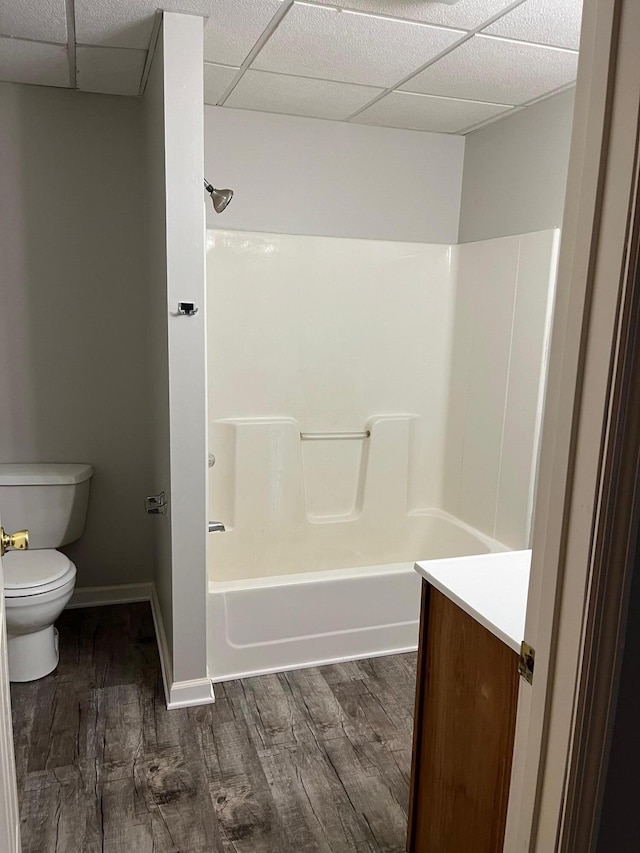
[3,549,74,590]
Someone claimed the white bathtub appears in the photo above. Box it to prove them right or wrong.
[208,510,506,682]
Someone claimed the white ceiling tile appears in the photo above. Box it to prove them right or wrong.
[0,38,69,87]
[75,0,281,56]
[74,0,159,48]
[0,0,67,43]
[484,0,583,50]
[204,63,240,105]
[76,46,146,96]
[252,3,464,88]
[400,34,578,105]
[204,0,282,66]
[225,69,383,119]
[336,0,519,31]
[351,90,512,133]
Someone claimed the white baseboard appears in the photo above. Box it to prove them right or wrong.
[167,678,215,709]
[148,585,172,707]
[149,586,214,710]
[68,583,153,609]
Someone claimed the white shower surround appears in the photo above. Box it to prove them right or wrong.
[206,228,559,681]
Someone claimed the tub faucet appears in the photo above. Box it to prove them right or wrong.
[208,521,226,533]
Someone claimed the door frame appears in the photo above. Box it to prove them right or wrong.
[506,0,640,848]
[0,528,21,852]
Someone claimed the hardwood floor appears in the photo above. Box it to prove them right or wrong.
[11,603,417,853]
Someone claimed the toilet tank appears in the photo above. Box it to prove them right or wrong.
[0,464,93,549]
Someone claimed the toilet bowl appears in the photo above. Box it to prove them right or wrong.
[0,462,92,682]
[3,550,77,681]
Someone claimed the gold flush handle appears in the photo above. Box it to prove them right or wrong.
[0,528,29,558]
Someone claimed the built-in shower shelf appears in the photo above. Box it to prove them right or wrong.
[208,414,419,552]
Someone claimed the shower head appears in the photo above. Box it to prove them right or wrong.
[204,180,234,213]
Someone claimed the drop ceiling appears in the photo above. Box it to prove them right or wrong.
[0,0,582,134]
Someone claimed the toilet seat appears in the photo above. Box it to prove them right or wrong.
[3,550,76,597]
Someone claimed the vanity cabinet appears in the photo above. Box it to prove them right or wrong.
[407,580,520,853]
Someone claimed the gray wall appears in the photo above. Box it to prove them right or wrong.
[205,106,465,243]
[459,89,575,243]
[0,82,154,588]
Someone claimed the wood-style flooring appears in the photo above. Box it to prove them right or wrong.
[11,603,417,853]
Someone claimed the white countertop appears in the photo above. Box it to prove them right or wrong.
[415,550,531,653]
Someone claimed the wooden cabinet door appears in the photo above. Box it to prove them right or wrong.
[408,583,519,853]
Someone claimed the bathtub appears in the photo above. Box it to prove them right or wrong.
[208,509,506,682]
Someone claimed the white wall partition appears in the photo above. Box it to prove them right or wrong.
[143,26,173,662]
[444,230,560,548]
[143,13,210,709]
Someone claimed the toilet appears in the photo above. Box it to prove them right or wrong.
[0,463,93,682]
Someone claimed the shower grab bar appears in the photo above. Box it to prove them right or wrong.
[300,430,371,441]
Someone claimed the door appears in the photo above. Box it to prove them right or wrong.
[0,522,21,852]
[505,0,640,848]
